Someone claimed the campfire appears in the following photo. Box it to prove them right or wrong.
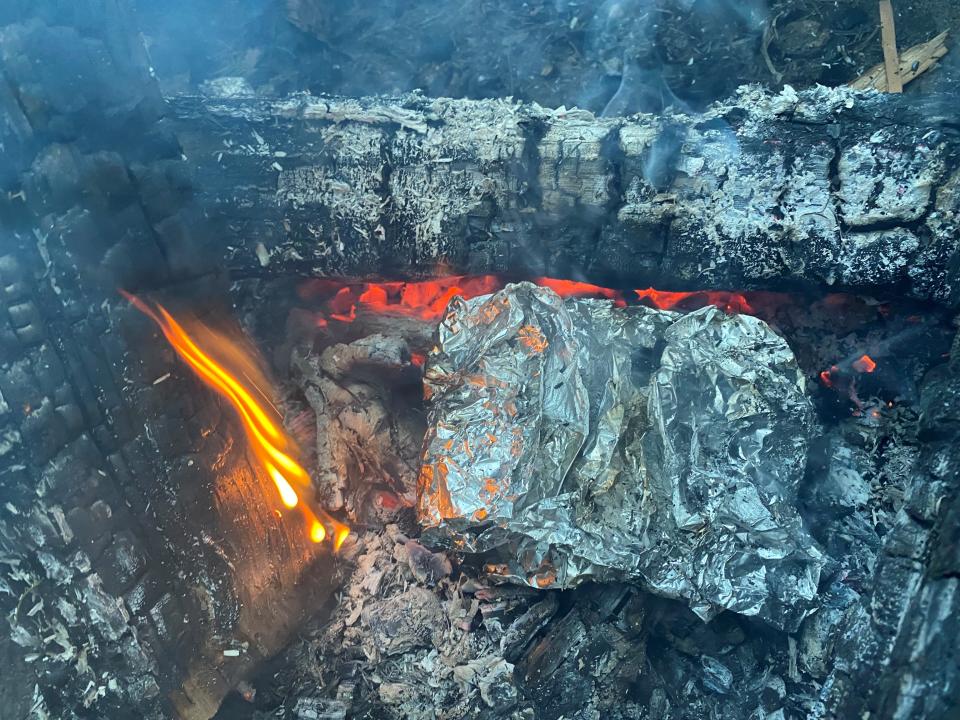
[122,290,350,550]
[2,2,959,720]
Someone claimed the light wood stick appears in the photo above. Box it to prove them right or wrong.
[850,31,949,91]
[879,0,903,92]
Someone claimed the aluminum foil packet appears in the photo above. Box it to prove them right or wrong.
[418,283,824,630]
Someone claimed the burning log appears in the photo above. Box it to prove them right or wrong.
[171,86,960,303]
[122,291,350,549]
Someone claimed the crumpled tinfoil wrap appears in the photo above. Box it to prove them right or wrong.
[418,283,824,630]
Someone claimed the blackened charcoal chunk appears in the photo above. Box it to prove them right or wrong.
[129,160,193,224]
[24,143,82,210]
[40,433,104,499]
[153,212,218,280]
[0,359,40,409]
[30,343,66,394]
[66,504,112,556]
[0,21,155,139]
[7,300,43,333]
[83,573,130,642]
[124,571,166,617]
[13,321,44,346]
[148,592,186,645]
[520,609,587,686]
[55,402,84,436]
[20,398,70,463]
[96,530,147,595]
[918,365,960,439]
[79,152,137,208]
[521,611,594,720]
[501,593,560,662]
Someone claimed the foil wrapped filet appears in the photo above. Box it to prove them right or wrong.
[418,283,824,630]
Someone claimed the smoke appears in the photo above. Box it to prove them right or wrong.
[588,0,770,115]
[133,0,283,94]
[30,0,953,120]
[127,0,777,114]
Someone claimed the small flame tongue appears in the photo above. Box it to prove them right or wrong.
[121,291,349,550]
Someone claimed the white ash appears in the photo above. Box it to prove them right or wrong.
[279,527,528,719]
[292,334,425,522]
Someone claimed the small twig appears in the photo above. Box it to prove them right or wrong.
[851,25,881,54]
[761,11,785,84]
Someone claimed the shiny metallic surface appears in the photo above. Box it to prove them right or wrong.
[418,283,823,630]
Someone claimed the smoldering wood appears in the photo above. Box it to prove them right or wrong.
[291,333,426,524]
[0,5,339,719]
[4,1,960,719]
[171,86,960,304]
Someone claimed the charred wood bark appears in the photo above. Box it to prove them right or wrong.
[171,88,960,304]
[0,6,338,720]
[815,347,960,719]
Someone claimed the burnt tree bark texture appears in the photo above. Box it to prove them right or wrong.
[811,339,960,720]
[171,87,960,303]
[0,5,337,720]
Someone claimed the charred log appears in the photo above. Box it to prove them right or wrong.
[0,6,341,720]
[813,343,960,719]
[171,88,960,304]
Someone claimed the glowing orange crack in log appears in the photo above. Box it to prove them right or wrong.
[298,275,800,329]
[120,290,349,550]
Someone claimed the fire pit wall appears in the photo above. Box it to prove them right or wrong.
[2,4,960,720]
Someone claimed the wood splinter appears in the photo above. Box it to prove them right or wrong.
[849,30,949,92]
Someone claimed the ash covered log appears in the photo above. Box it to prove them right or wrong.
[172,87,960,303]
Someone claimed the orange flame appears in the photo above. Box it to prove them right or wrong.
[121,291,349,549]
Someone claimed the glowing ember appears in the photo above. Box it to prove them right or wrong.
[819,367,838,387]
[121,291,350,549]
[635,288,757,313]
[300,275,786,330]
[300,275,503,324]
[533,277,627,306]
[852,354,877,373]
